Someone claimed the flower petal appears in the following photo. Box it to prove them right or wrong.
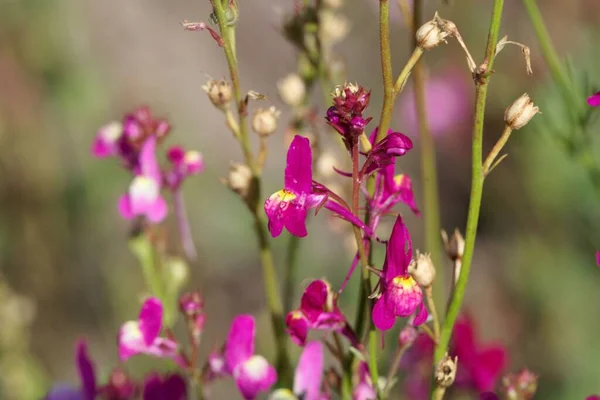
[596,250,600,267]
[283,204,308,237]
[412,301,429,326]
[323,200,374,237]
[139,136,162,183]
[138,297,163,346]
[285,135,313,194]
[118,321,145,361]
[384,216,412,279]
[473,346,508,392]
[286,310,310,346]
[92,122,122,158]
[265,190,296,238]
[300,280,329,321]
[145,196,168,223]
[372,296,396,331]
[293,341,324,400]
[225,315,256,371]
[117,194,134,220]
[234,355,277,400]
[587,91,600,107]
[75,340,96,400]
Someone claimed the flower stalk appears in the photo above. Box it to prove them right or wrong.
[432,0,505,396]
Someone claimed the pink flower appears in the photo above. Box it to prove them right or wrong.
[451,316,508,392]
[596,250,600,267]
[588,91,600,107]
[372,216,428,331]
[118,136,168,223]
[586,396,600,400]
[143,373,187,400]
[265,135,370,238]
[117,297,180,364]
[325,85,372,148]
[92,121,123,158]
[286,280,353,346]
[225,315,277,399]
[353,362,377,400]
[165,146,205,190]
[285,341,326,400]
[362,128,413,177]
[44,340,97,400]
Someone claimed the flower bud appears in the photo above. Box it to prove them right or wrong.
[442,229,465,261]
[202,79,232,109]
[277,74,306,107]
[399,325,418,347]
[408,252,436,287]
[226,162,253,197]
[504,93,539,130]
[179,291,204,318]
[251,106,280,136]
[435,353,458,388]
[416,13,452,50]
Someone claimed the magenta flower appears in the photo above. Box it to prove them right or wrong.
[372,216,428,331]
[451,316,508,392]
[165,146,205,190]
[353,362,377,400]
[118,136,168,223]
[362,129,413,177]
[224,315,277,399]
[269,341,325,400]
[286,280,351,346]
[325,85,372,147]
[143,373,187,400]
[588,91,600,107]
[265,135,370,238]
[92,121,123,158]
[117,297,180,364]
[586,396,600,400]
[45,340,96,400]
[596,250,600,267]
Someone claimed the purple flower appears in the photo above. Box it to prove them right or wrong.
[353,362,376,400]
[92,121,123,158]
[269,341,326,400]
[372,216,428,331]
[117,297,180,364]
[224,315,277,399]
[45,340,96,400]
[118,136,168,223]
[265,135,370,238]
[286,280,352,346]
[588,91,600,107]
[164,146,205,190]
[452,316,508,392]
[362,129,413,176]
[143,373,187,400]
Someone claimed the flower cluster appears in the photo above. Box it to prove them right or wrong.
[325,83,372,148]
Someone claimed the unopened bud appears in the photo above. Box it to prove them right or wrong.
[416,13,454,50]
[504,93,539,130]
[179,291,204,318]
[202,79,232,109]
[251,106,280,136]
[277,74,306,107]
[442,229,465,261]
[435,353,458,388]
[399,325,418,347]
[408,251,436,287]
[503,369,538,400]
[226,162,253,197]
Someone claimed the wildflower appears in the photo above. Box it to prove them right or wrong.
[268,341,325,400]
[202,79,233,109]
[399,324,418,347]
[325,83,372,147]
[143,373,187,400]
[92,121,123,158]
[44,340,96,400]
[452,316,508,392]
[286,279,353,346]
[117,136,168,223]
[504,93,539,130]
[224,315,277,399]
[265,135,370,238]
[362,129,413,177]
[372,216,428,331]
[278,74,306,107]
[252,107,281,136]
[353,362,377,400]
[117,297,181,364]
[587,91,600,107]
[103,368,138,399]
[164,145,204,190]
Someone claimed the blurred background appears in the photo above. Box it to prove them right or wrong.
[1,0,600,398]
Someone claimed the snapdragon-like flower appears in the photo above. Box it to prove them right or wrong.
[361,129,413,177]
[45,340,96,400]
[164,146,205,190]
[286,279,354,346]
[268,341,325,400]
[588,91,600,107]
[372,216,428,331]
[118,136,168,223]
[325,83,372,147]
[224,315,277,399]
[265,135,370,238]
[117,297,180,364]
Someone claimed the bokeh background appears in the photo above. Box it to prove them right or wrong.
[1,0,600,398]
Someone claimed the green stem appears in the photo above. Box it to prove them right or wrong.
[213,0,291,384]
[412,0,443,301]
[283,235,300,313]
[368,330,381,399]
[482,125,513,175]
[432,0,505,388]
[522,0,582,113]
[377,0,395,141]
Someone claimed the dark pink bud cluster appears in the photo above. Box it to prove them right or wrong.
[325,84,372,148]
[179,291,206,346]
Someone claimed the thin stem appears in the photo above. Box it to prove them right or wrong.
[432,0,505,382]
[368,330,381,398]
[377,0,395,141]
[412,0,443,302]
[425,287,440,339]
[384,341,412,396]
[283,235,300,313]
[393,48,424,95]
[173,189,198,261]
[482,125,513,176]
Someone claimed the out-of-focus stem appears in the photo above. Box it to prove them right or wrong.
[212,0,291,384]
[384,340,412,396]
[392,48,423,96]
[482,125,513,175]
[425,287,440,339]
[412,0,443,302]
[368,330,381,398]
[283,235,300,313]
[432,0,505,391]
[173,189,197,261]
[377,0,395,140]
